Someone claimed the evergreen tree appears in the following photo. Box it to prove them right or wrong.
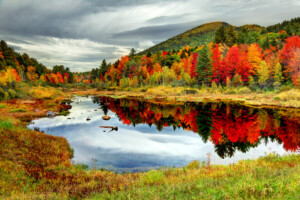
[225,26,238,47]
[129,48,136,57]
[214,26,226,44]
[196,45,211,85]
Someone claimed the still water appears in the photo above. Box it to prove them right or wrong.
[28,96,299,172]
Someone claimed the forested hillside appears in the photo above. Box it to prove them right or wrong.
[139,22,229,54]
[138,22,267,55]
[90,17,300,92]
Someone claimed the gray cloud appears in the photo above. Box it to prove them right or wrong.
[0,0,299,71]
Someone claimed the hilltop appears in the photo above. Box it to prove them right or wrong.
[138,22,266,55]
[138,22,229,54]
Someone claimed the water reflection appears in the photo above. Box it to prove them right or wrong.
[94,96,299,159]
[29,96,299,172]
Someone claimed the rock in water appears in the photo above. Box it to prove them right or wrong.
[46,111,56,118]
[102,115,111,120]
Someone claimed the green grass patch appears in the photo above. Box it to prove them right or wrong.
[9,108,27,113]
[0,120,14,130]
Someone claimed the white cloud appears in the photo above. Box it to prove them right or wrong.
[0,0,299,71]
[7,37,130,71]
[138,41,155,50]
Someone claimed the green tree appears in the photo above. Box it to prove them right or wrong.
[214,26,226,44]
[196,45,211,85]
[225,26,238,47]
[274,62,283,83]
[129,48,136,57]
[273,62,283,90]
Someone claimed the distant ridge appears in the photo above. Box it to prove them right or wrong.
[138,22,267,55]
[138,21,229,54]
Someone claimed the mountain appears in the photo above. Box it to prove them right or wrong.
[138,22,268,55]
[138,21,229,55]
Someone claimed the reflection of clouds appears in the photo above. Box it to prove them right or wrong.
[29,96,289,171]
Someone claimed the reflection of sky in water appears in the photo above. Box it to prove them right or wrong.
[28,96,290,172]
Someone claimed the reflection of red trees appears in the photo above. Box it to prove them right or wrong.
[278,118,300,151]
[98,97,299,153]
[211,108,260,145]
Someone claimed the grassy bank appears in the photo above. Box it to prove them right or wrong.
[87,154,300,200]
[69,86,300,109]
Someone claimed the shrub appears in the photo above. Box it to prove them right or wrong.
[185,88,199,94]
[74,163,89,171]
[186,160,200,169]
[144,170,164,185]
[0,104,5,108]
[274,89,300,101]
[232,74,243,87]
[237,87,252,94]
[224,88,237,94]
[8,89,17,99]
[273,81,281,91]
[29,86,64,99]
[279,85,293,93]
[0,87,9,100]
[248,75,256,90]
[119,77,129,88]
[210,81,220,93]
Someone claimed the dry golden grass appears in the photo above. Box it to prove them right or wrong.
[147,86,186,96]
[29,86,65,99]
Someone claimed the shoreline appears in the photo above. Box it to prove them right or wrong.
[68,88,300,110]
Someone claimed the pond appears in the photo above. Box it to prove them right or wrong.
[28,96,299,172]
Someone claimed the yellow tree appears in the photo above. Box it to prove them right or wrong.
[39,74,46,82]
[26,66,38,81]
[153,63,162,73]
[257,61,269,89]
[171,61,184,79]
[247,44,262,75]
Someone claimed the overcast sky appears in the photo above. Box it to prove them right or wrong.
[0,0,299,72]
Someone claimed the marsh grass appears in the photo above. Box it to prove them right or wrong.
[274,89,300,101]
[0,119,14,130]
[29,86,64,99]
[147,86,196,96]
[9,108,28,113]
[87,154,300,200]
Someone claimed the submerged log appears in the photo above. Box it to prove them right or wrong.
[99,126,118,131]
